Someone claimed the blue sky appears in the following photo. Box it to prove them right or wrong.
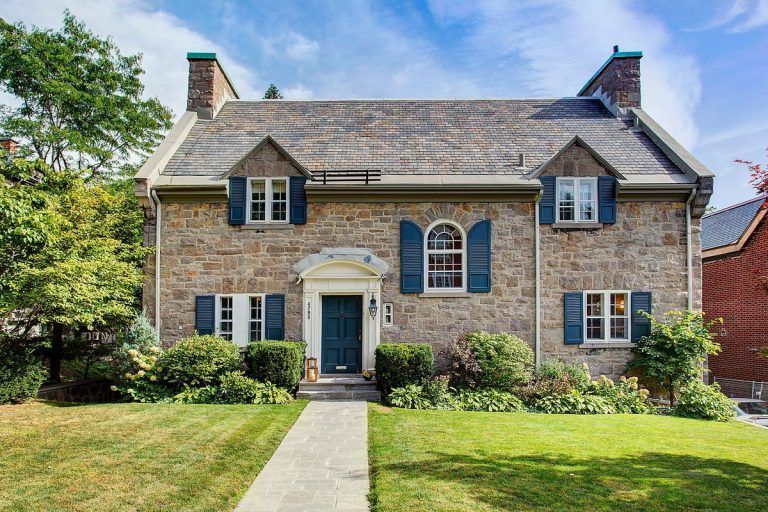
[3,0,767,208]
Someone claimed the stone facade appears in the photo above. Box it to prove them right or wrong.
[579,55,641,112]
[186,57,238,120]
[144,143,699,378]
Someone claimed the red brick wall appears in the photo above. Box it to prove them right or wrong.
[703,212,768,382]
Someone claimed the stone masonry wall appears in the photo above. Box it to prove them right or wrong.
[187,58,237,119]
[580,56,641,110]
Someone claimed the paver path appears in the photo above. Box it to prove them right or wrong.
[234,400,370,512]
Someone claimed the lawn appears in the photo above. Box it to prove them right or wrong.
[368,404,768,512]
[0,400,306,512]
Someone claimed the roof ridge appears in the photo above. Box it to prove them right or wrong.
[703,194,767,218]
[226,97,601,103]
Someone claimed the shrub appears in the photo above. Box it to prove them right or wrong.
[159,335,242,388]
[115,344,170,402]
[245,340,306,390]
[537,359,591,391]
[675,380,735,421]
[455,389,526,412]
[375,343,434,398]
[422,375,455,409]
[589,375,653,414]
[0,344,46,404]
[445,332,533,391]
[534,390,617,414]
[113,313,159,377]
[389,384,432,410]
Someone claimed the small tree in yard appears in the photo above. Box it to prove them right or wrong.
[629,310,722,406]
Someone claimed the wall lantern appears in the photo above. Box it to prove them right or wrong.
[368,297,379,318]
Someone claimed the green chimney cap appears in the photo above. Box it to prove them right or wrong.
[186,52,217,60]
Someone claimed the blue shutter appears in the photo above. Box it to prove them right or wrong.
[400,220,424,293]
[563,292,583,345]
[598,176,617,224]
[265,294,285,340]
[289,176,308,225]
[539,176,556,224]
[467,220,492,293]
[631,291,652,342]
[228,176,247,225]
[195,295,215,335]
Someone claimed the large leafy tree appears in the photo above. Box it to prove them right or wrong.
[0,156,147,381]
[0,11,172,180]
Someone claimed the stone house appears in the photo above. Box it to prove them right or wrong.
[135,48,713,377]
[702,195,768,390]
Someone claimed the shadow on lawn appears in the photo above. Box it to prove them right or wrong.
[373,451,768,512]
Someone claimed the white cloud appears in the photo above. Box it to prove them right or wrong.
[730,0,768,31]
[285,32,319,61]
[282,84,315,100]
[0,0,260,120]
[428,0,702,147]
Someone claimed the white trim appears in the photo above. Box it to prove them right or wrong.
[382,302,394,327]
[582,290,631,343]
[215,293,266,347]
[246,177,290,224]
[556,177,597,223]
[423,219,467,292]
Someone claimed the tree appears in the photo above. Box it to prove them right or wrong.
[736,146,768,195]
[0,155,148,382]
[263,83,283,99]
[629,310,722,405]
[0,12,172,180]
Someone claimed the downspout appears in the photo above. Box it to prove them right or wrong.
[534,191,542,370]
[150,189,162,344]
[686,187,697,310]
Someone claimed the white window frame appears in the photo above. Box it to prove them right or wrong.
[424,220,467,292]
[216,295,234,342]
[215,293,266,347]
[246,177,290,224]
[582,290,631,342]
[382,302,394,327]
[556,177,597,223]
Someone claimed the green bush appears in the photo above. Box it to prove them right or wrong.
[589,375,653,414]
[0,344,46,404]
[534,390,617,414]
[675,380,735,421]
[375,343,435,398]
[389,384,432,410]
[537,359,591,391]
[113,313,159,377]
[245,341,306,390]
[455,389,526,412]
[216,371,292,405]
[446,332,533,391]
[422,375,455,409]
[159,335,242,388]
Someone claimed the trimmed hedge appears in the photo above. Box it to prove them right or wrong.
[245,341,306,390]
[375,343,434,398]
[158,334,242,388]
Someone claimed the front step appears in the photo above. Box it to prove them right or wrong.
[297,376,381,401]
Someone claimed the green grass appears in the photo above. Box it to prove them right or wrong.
[368,405,768,512]
[0,400,306,512]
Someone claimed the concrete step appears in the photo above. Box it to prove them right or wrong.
[299,379,377,393]
[296,389,381,401]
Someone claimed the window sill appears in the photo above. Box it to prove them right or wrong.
[552,222,602,230]
[418,291,471,298]
[240,223,293,230]
[579,342,635,349]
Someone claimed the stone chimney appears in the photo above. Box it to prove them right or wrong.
[577,45,642,117]
[186,52,239,120]
[0,138,18,154]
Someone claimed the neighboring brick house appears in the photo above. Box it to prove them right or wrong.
[702,195,768,385]
[135,48,713,377]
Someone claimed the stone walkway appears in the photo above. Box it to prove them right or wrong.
[234,401,370,512]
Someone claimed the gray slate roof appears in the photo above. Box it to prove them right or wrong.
[702,195,766,250]
[163,98,682,177]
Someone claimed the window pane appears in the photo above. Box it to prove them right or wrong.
[558,180,575,221]
[587,317,604,340]
[579,181,593,201]
[219,296,233,341]
[250,181,266,221]
[271,180,287,222]
[586,293,602,316]
[428,253,463,288]
[427,224,462,250]
[610,318,628,339]
[610,293,627,316]
[559,180,575,201]
[579,200,595,221]
[249,296,262,342]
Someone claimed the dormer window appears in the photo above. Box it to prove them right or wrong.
[247,177,289,223]
[557,177,596,223]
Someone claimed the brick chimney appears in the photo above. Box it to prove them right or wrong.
[577,45,642,117]
[0,138,18,154]
[186,52,239,120]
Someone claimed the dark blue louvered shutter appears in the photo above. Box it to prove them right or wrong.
[598,176,617,224]
[631,291,652,342]
[467,220,492,292]
[289,176,307,225]
[563,292,583,345]
[400,220,424,293]
[195,295,215,335]
[265,294,285,340]
[539,176,556,224]
[228,176,247,225]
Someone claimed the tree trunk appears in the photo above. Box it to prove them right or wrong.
[49,323,64,383]
[668,379,675,407]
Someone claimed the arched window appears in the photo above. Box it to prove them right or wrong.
[425,222,465,291]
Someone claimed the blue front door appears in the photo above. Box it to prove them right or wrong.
[321,295,362,374]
